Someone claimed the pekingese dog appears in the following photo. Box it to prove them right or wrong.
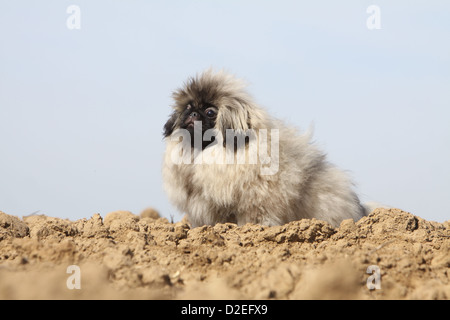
[162,69,368,228]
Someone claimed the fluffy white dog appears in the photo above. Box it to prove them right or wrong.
[163,69,369,228]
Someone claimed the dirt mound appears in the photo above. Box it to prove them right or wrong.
[0,208,448,299]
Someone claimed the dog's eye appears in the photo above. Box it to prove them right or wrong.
[205,108,217,118]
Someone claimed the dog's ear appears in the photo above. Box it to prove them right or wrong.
[215,98,247,135]
[163,112,178,138]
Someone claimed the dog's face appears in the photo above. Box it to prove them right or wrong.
[163,70,255,149]
[164,99,218,149]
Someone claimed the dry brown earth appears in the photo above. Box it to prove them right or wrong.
[0,208,448,299]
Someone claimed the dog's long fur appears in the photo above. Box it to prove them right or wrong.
[162,69,367,227]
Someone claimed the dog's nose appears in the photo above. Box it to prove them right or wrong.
[189,111,200,120]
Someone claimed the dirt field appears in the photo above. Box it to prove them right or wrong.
[0,208,448,299]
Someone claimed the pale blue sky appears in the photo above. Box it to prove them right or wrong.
[1,1,449,223]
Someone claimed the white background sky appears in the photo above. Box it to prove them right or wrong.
[1,1,449,223]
